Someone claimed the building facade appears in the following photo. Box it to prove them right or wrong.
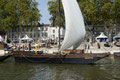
[7,24,65,42]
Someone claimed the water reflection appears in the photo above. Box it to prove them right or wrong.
[0,57,120,80]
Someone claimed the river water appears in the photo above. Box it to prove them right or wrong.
[0,57,120,80]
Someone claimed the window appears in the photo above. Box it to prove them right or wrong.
[42,33,44,37]
[38,33,40,37]
[15,29,17,32]
[26,28,28,32]
[12,29,14,32]
[53,30,55,33]
[22,28,24,32]
[9,35,10,38]
[45,32,48,37]
[31,29,32,32]
[34,34,36,37]
[30,33,32,38]
[46,28,48,31]
[42,27,44,31]
[12,34,14,38]
[53,35,55,38]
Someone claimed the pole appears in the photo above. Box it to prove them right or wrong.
[58,0,61,50]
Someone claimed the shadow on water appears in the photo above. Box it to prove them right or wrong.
[0,57,120,80]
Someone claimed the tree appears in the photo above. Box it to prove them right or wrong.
[98,0,113,33]
[0,0,41,34]
[78,0,88,22]
[48,0,120,35]
[112,0,120,33]
[48,0,64,27]
[0,0,13,32]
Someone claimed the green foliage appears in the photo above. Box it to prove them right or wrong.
[48,0,64,27]
[0,0,41,32]
[48,0,120,28]
[112,0,120,24]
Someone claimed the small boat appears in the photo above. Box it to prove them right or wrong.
[13,0,109,64]
[0,47,11,62]
[0,54,11,62]
[0,39,12,61]
[113,52,120,58]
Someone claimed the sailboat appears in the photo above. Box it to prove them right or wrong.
[13,0,109,64]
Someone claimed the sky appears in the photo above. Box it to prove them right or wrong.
[36,0,52,24]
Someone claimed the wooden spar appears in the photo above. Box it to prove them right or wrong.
[58,0,61,52]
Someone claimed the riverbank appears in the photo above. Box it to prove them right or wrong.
[31,42,120,54]
[8,42,120,55]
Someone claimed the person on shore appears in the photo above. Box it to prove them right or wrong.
[22,44,24,51]
[25,44,27,50]
[97,42,100,49]
[91,42,93,46]
[84,44,87,51]
[18,44,20,51]
[110,43,113,48]
[113,41,115,46]
[45,41,48,48]
[29,42,31,51]
[88,44,90,49]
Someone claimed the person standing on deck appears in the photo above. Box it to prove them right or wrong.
[35,42,38,54]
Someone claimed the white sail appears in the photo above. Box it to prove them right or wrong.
[73,40,83,50]
[59,0,86,51]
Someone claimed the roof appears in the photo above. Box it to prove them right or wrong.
[38,23,50,27]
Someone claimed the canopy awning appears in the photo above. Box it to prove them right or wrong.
[20,35,33,41]
[113,32,120,40]
[96,32,108,39]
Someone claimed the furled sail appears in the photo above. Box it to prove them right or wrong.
[59,0,86,51]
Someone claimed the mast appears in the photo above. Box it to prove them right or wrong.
[58,0,61,50]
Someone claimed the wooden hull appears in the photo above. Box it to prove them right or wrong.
[13,51,109,64]
[0,55,11,61]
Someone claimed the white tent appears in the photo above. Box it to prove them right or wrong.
[0,35,4,42]
[113,32,120,40]
[20,35,33,41]
[96,32,108,42]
